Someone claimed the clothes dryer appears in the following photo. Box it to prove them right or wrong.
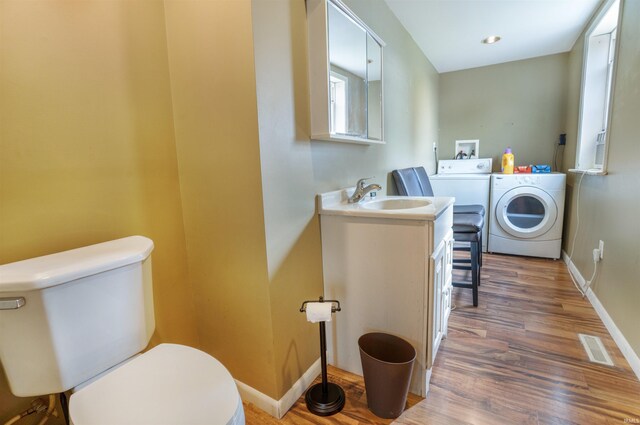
[489,173,566,259]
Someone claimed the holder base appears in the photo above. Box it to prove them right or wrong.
[305,382,346,416]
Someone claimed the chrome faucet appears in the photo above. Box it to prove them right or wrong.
[348,177,382,203]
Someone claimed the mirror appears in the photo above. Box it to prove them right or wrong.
[307,0,385,145]
[328,2,367,138]
[367,33,382,140]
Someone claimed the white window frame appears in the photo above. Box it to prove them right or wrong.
[573,0,623,176]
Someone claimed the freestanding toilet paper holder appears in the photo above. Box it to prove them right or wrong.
[299,296,345,416]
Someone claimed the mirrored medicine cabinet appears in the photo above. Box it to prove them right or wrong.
[307,0,385,145]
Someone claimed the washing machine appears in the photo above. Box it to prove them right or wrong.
[430,158,492,252]
[489,173,566,259]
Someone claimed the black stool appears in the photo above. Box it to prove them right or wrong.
[451,213,483,307]
[413,166,485,221]
[448,203,485,267]
[391,167,485,306]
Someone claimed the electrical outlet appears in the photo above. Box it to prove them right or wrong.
[598,240,604,259]
[433,142,437,152]
[593,249,601,263]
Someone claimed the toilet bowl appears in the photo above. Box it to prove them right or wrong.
[0,236,245,425]
[70,344,244,425]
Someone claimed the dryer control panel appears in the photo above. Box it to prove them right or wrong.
[495,175,542,186]
[438,158,492,174]
[492,173,566,191]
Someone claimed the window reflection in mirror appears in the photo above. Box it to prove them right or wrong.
[330,72,347,134]
[327,0,382,140]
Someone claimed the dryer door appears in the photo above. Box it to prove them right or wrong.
[495,187,558,239]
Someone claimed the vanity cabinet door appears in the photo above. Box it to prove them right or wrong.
[430,240,446,359]
[442,232,454,337]
[430,230,454,361]
[444,231,454,279]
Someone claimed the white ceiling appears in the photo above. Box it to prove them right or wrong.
[384,0,603,73]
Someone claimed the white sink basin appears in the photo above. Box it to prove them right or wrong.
[362,198,431,211]
[318,190,454,221]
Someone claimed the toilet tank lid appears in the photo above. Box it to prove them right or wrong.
[0,236,154,292]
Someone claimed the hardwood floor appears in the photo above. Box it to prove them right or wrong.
[244,254,640,424]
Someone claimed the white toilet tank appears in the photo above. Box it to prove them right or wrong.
[0,236,155,397]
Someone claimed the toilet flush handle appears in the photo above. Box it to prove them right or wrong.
[0,297,25,310]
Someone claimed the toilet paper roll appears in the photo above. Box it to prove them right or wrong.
[305,302,332,323]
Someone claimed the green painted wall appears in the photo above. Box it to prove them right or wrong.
[439,54,569,171]
[562,0,640,363]
[0,1,198,421]
[251,0,440,397]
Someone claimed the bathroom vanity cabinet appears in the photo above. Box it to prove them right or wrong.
[317,190,454,397]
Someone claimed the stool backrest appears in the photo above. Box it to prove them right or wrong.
[414,167,434,196]
[392,167,434,196]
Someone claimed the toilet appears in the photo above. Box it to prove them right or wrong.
[0,236,244,425]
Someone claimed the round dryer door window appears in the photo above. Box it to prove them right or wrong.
[496,187,558,239]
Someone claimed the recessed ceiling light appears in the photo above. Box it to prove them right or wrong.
[481,35,501,44]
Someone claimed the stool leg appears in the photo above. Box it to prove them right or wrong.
[477,233,482,286]
[479,233,483,268]
[478,243,482,287]
[471,240,479,307]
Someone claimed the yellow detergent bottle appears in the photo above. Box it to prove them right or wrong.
[502,147,515,174]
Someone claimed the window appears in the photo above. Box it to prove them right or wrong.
[574,0,621,174]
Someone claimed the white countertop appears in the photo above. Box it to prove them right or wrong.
[317,188,454,221]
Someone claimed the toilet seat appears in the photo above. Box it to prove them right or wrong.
[69,343,244,425]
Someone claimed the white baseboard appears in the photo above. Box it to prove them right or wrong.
[235,358,321,419]
[562,250,587,288]
[277,358,322,417]
[562,250,640,381]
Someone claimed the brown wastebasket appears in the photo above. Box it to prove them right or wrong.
[358,333,416,419]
